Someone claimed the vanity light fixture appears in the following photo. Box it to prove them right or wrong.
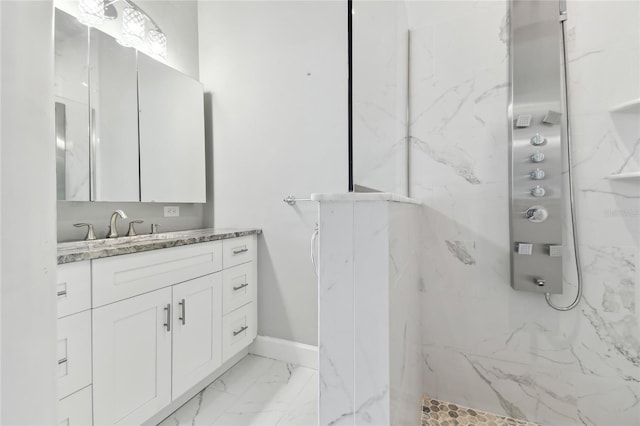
[147,29,167,59]
[117,7,145,47]
[77,0,105,26]
[76,0,167,59]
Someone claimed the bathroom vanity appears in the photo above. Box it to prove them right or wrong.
[55,229,260,425]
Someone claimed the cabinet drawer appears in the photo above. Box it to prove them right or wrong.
[58,311,92,399]
[222,235,256,269]
[222,262,256,315]
[222,302,257,363]
[92,241,222,307]
[58,386,93,426]
[57,261,91,318]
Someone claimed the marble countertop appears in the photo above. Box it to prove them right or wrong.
[310,192,422,205]
[57,228,262,264]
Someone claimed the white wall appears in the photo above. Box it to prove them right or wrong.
[408,1,640,424]
[54,0,204,242]
[198,1,348,346]
[0,1,58,424]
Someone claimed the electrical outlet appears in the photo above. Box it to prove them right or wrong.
[164,206,179,217]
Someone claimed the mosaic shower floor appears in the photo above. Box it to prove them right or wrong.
[421,396,539,426]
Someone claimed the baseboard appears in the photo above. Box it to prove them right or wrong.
[249,335,318,370]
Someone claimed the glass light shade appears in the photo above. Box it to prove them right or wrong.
[117,7,145,47]
[77,0,105,26]
[148,30,167,59]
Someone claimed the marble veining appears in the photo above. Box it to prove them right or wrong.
[57,228,261,264]
[410,136,482,185]
[445,240,476,266]
[159,354,317,426]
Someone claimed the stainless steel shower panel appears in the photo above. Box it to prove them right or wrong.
[509,0,564,294]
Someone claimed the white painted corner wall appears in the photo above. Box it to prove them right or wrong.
[1,1,58,424]
[198,0,348,346]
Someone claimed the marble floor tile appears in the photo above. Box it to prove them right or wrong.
[158,354,318,426]
[275,373,318,426]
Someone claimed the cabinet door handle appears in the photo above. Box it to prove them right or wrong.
[57,290,67,297]
[233,325,248,336]
[58,357,68,365]
[232,247,249,255]
[233,283,249,291]
[178,299,186,325]
[163,304,171,332]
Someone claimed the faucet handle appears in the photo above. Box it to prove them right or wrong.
[74,223,97,241]
[126,220,144,237]
[151,223,160,234]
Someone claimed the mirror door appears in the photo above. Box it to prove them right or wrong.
[138,53,206,203]
[89,28,140,201]
[55,9,90,201]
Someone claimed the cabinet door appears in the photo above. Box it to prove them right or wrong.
[172,274,222,399]
[93,288,172,425]
[89,28,139,202]
[138,53,206,203]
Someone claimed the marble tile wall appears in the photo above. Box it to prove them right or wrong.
[388,202,423,426]
[407,1,640,425]
[318,198,422,425]
[318,201,355,426]
[352,0,409,194]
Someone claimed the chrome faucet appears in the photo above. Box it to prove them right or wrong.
[107,210,128,238]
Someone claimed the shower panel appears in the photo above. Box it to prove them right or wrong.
[509,0,565,293]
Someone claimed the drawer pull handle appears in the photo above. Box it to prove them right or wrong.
[232,247,249,255]
[178,299,186,325]
[233,326,248,336]
[58,357,68,365]
[163,304,171,332]
[57,290,67,297]
[233,283,249,291]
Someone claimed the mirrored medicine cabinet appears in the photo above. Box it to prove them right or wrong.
[54,8,206,203]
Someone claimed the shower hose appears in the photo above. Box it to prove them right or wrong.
[544,13,583,311]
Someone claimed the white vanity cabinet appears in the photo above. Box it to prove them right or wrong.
[56,261,93,426]
[56,233,258,426]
